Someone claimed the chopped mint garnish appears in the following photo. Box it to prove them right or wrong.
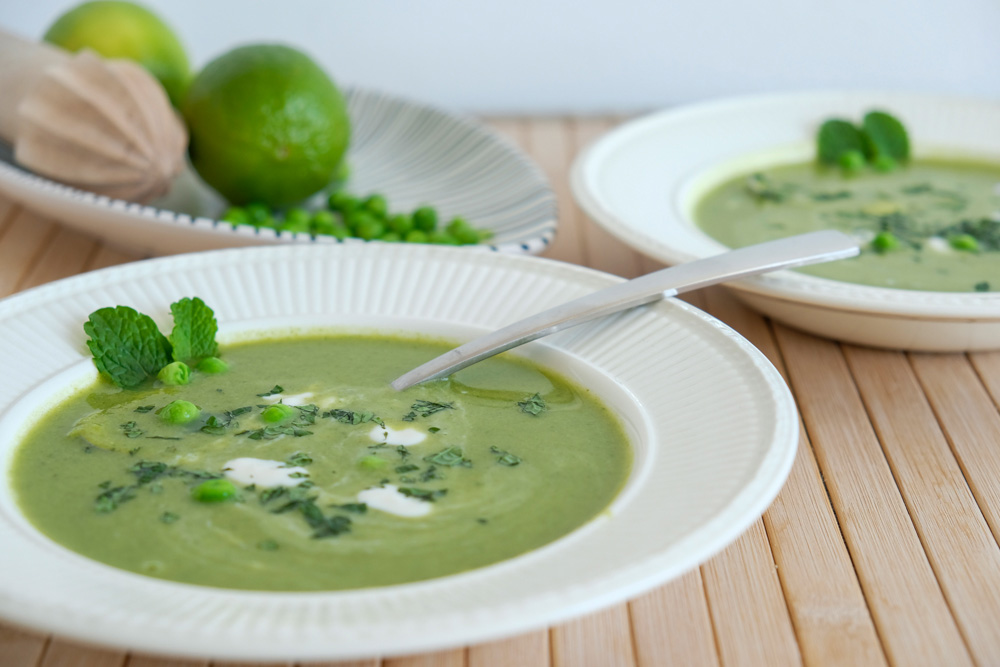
[160,511,180,524]
[84,306,172,388]
[95,485,135,513]
[423,446,472,467]
[257,539,279,551]
[133,405,155,413]
[286,451,313,466]
[410,400,453,417]
[517,393,546,416]
[399,487,447,502]
[120,421,144,439]
[323,409,384,427]
[490,445,522,466]
[256,385,284,397]
[395,463,420,474]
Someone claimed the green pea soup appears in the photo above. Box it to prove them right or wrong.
[695,158,1000,292]
[9,334,633,591]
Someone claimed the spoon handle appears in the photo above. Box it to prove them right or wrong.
[391,230,859,390]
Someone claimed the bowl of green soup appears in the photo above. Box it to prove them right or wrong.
[0,243,796,659]
[571,92,1000,351]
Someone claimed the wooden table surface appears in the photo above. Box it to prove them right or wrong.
[2,117,1000,667]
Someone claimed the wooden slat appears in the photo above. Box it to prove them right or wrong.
[550,607,635,667]
[705,288,885,667]
[86,244,143,271]
[775,326,973,666]
[0,207,57,297]
[127,656,207,667]
[18,226,99,290]
[909,354,1000,552]
[701,521,801,667]
[0,624,48,667]
[628,572,719,667]
[383,650,463,667]
[38,640,125,667]
[845,346,1000,664]
[467,631,547,667]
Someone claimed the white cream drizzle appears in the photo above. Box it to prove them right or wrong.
[368,424,427,446]
[357,484,432,517]
[222,458,308,488]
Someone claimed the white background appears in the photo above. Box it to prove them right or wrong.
[2,0,999,114]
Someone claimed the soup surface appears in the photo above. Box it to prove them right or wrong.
[11,335,631,591]
[696,159,1000,292]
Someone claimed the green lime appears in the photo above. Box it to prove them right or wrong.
[43,1,190,106]
[182,44,350,208]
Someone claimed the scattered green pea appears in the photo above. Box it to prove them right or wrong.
[245,203,272,226]
[387,213,414,235]
[310,210,338,235]
[949,234,980,252]
[159,400,200,425]
[839,150,866,174]
[381,231,402,242]
[157,361,191,386]
[362,194,388,217]
[447,217,480,244]
[871,231,899,254]
[354,215,387,240]
[191,478,237,503]
[328,191,359,213]
[261,404,296,423]
[429,230,460,245]
[196,356,229,374]
[413,206,438,231]
[221,206,249,226]
[282,208,312,233]
[405,229,429,243]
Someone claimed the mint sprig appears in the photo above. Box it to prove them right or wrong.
[84,298,220,389]
[169,297,219,364]
[817,110,910,173]
[84,306,172,388]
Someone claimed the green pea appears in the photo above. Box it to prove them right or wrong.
[446,217,481,245]
[282,208,312,233]
[412,206,438,232]
[310,210,338,235]
[261,404,296,423]
[196,356,229,374]
[328,191,359,213]
[327,224,350,240]
[355,216,387,240]
[387,213,414,235]
[381,231,402,242]
[429,230,460,245]
[157,361,191,386]
[359,455,388,470]
[949,234,980,252]
[405,229,429,243]
[159,400,200,425]
[362,194,388,217]
[221,206,249,226]
[191,478,237,503]
[873,155,897,173]
[838,150,866,175]
[245,203,272,226]
[871,231,899,254]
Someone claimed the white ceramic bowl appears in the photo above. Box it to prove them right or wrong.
[0,243,796,660]
[571,91,1000,351]
[0,88,556,256]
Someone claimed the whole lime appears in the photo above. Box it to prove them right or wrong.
[182,44,350,208]
[43,1,190,106]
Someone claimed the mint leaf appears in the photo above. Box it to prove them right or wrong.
[84,306,172,388]
[169,297,219,364]
[862,111,910,163]
[817,119,865,166]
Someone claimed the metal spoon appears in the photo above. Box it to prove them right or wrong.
[391,230,859,390]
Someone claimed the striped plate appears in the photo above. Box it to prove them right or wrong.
[0,88,556,256]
